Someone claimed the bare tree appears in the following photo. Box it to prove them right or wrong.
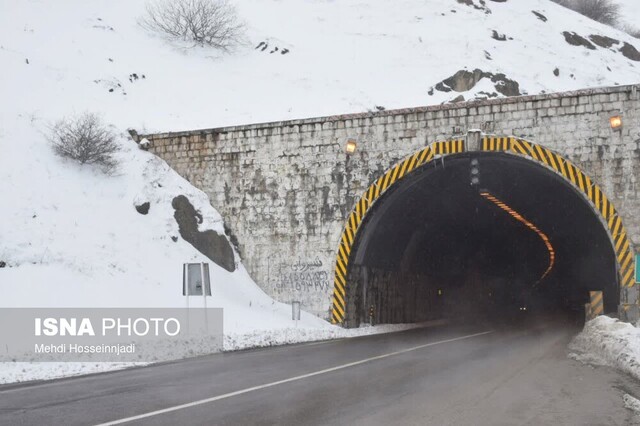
[624,26,640,39]
[552,0,620,26]
[48,112,119,173]
[574,0,620,25]
[140,0,244,51]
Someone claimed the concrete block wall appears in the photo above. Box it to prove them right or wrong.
[140,84,640,320]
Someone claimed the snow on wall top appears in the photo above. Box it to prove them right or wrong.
[139,83,640,138]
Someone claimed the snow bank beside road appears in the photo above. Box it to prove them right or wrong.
[569,316,640,381]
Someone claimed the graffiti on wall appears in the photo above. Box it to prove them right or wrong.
[273,257,331,292]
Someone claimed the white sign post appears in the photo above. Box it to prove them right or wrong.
[183,263,212,333]
[292,301,301,328]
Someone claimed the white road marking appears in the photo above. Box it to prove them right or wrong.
[0,324,433,395]
[96,330,494,425]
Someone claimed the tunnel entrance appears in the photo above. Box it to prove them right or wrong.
[331,138,634,327]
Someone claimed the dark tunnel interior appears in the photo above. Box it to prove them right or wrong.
[345,152,619,327]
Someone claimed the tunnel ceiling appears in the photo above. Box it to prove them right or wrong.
[351,152,618,312]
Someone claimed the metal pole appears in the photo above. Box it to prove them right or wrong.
[201,263,208,333]
[185,264,190,335]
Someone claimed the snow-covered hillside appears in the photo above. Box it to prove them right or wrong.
[1,0,639,134]
[0,123,327,328]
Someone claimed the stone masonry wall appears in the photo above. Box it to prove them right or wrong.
[140,84,640,320]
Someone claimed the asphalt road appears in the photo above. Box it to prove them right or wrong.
[1,321,639,426]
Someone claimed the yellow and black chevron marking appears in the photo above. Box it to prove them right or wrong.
[331,139,465,324]
[589,291,604,317]
[482,136,635,290]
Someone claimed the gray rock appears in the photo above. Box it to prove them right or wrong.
[172,195,235,272]
[135,202,150,215]
[563,32,596,50]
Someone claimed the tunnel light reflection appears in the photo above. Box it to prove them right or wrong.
[480,192,556,283]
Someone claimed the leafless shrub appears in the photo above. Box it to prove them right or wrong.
[139,0,244,51]
[552,0,620,26]
[624,26,640,39]
[48,112,119,173]
[574,0,620,25]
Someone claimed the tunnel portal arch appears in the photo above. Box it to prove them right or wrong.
[331,136,635,325]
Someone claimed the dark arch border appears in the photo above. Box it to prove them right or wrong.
[330,136,634,324]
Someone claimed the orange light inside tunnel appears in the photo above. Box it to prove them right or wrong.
[480,192,556,283]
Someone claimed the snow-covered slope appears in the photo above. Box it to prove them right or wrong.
[1,0,639,134]
[1,125,347,351]
[0,122,330,332]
